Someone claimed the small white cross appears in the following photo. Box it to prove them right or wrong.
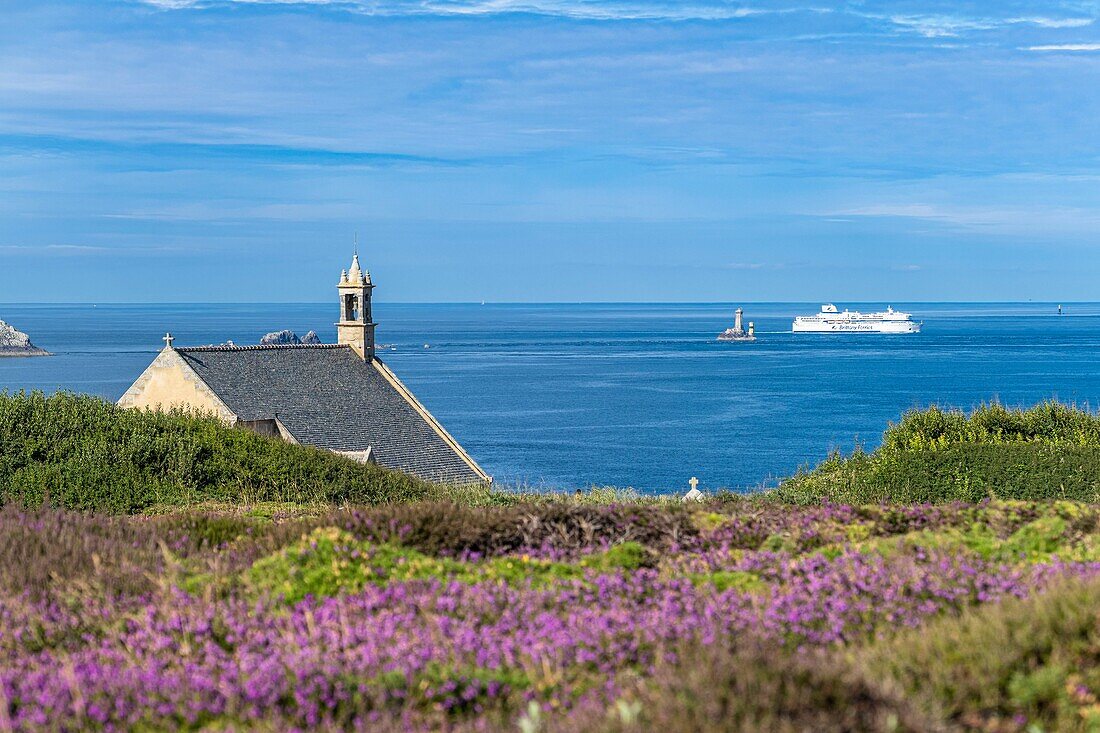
[682,476,704,502]
[163,332,174,348]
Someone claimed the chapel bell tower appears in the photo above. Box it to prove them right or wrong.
[336,253,376,359]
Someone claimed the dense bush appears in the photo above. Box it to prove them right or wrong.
[775,402,1100,505]
[0,391,443,513]
[882,402,1100,451]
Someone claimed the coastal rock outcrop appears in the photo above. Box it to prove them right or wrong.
[259,330,322,346]
[0,319,49,357]
[260,330,299,345]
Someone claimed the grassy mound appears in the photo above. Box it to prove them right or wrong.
[0,390,449,513]
[774,402,1100,505]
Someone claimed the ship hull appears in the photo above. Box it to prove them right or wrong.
[792,320,920,334]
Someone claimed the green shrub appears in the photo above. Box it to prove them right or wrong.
[691,570,766,593]
[774,403,1100,505]
[581,541,650,571]
[882,402,1100,451]
[244,528,653,603]
[0,391,441,513]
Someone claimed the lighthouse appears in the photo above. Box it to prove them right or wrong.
[717,307,757,342]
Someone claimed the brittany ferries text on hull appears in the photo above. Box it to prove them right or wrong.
[792,304,921,334]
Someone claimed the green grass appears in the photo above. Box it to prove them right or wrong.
[772,402,1100,505]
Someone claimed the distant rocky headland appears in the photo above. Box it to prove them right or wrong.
[0,319,49,357]
[260,329,321,345]
[199,330,322,348]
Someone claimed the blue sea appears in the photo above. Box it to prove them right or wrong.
[2,302,1098,492]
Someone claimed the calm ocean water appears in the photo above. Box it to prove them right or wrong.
[2,302,1098,492]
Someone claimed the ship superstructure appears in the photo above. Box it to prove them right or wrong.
[792,304,920,334]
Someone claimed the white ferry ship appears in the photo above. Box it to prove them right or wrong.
[792,304,921,334]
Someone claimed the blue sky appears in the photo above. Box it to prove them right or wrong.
[2,1,1099,302]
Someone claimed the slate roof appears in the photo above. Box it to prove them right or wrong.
[174,344,486,485]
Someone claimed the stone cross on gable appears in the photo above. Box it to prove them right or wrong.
[163,332,174,348]
[689,477,699,491]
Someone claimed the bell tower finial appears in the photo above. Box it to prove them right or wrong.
[348,253,363,284]
[336,250,376,359]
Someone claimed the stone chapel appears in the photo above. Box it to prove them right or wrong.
[118,254,489,484]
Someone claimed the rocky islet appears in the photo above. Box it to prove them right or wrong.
[0,319,49,357]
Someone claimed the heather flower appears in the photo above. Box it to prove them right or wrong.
[2,501,1099,730]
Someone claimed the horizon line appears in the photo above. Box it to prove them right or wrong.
[0,300,1094,307]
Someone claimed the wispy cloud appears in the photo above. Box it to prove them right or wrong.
[818,203,1100,236]
[1025,43,1100,51]
[0,244,177,256]
[883,15,998,37]
[879,13,1093,38]
[1011,17,1094,29]
[137,0,775,20]
[130,0,1100,44]
[99,201,364,222]
[0,134,462,169]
